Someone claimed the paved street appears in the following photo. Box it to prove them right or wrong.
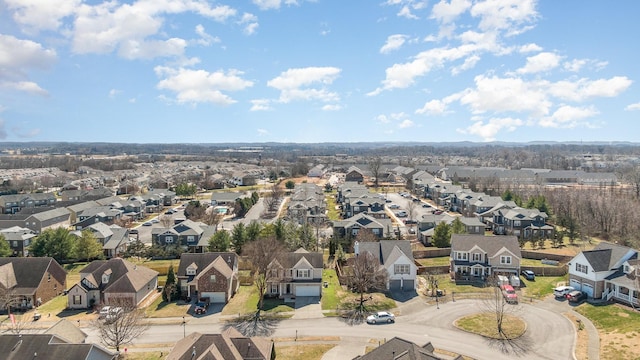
[82,296,580,360]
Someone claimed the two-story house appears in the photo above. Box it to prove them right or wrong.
[0,257,66,310]
[266,248,323,299]
[332,213,393,240]
[66,258,158,309]
[568,242,637,299]
[356,240,417,291]
[176,252,239,303]
[450,234,521,283]
[0,226,37,257]
[152,219,216,251]
[0,193,57,214]
[491,207,553,239]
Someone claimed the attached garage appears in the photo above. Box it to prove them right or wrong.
[570,279,582,291]
[200,292,227,303]
[403,280,415,291]
[389,279,414,291]
[582,284,594,298]
[295,285,320,297]
[389,279,401,291]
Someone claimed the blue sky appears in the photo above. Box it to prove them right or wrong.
[1,0,639,144]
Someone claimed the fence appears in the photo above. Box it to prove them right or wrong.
[521,265,568,277]
[413,248,451,259]
[417,265,450,275]
[521,250,571,263]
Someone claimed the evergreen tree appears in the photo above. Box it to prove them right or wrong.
[245,221,262,243]
[30,228,75,262]
[208,231,231,252]
[163,264,177,302]
[450,217,466,235]
[0,235,12,257]
[231,223,247,253]
[74,230,104,261]
[432,222,452,248]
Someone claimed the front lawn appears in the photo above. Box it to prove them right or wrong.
[455,312,526,339]
[321,268,395,315]
[575,302,640,333]
[277,344,336,360]
[321,269,340,311]
[222,286,260,315]
[144,296,190,318]
[416,257,450,266]
[520,275,566,298]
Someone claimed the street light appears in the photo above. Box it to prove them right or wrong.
[435,280,439,310]
[182,316,186,338]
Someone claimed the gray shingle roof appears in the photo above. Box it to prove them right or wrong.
[451,234,521,259]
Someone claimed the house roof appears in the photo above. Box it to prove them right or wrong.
[353,337,457,360]
[0,257,66,296]
[279,248,323,268]
[193,256,234,282]
[79,258,157,294]
[166,329,274,360]
[451,234,521,259]
[0,334,116,360]
[581,242,636,272]
[177,252,238,277]
[29,207,71,222]
[44,319,88,344]
[357,240,414,265]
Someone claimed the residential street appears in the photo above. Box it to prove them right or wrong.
[82,297,579,360]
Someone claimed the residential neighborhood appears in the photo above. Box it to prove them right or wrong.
[0,146,638,360]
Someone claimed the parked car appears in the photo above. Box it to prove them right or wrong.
[388,204,400,209]
[403,219,417,225]
[366,311,395,324]
[194,306,207,315]
[501,285,518,304]
[100,306,123,320]
[142,221,153,226]
[553,285,575,298]
[165,209,175,214]
[151,219,159,223]
[422,204,431,208]
[567,290,587,303]
[395,211,408,217]
[521,270,535,281]
[432,210,443,215]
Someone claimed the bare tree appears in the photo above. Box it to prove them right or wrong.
[201,207,225,230]
[243,237,285,313]
[347,251,388,314]
[92,299,149,352]
[483,275,520,339]
[355,228,379,243]
[159,215,173,229]
[263,183,284,215]
[368,156,382,189]
[406,199,417,225]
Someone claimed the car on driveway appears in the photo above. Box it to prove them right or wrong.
[367,311,395,324]
[388,204,400,209]
[432,209,443,215]
[553,285,575,298]
[422,203,431,208]
[521,270,535,281]
[501,284,518,304]
[194,306,207,315]
[395,211,408,217]
[142,221,153,226]
[567,290,587,303]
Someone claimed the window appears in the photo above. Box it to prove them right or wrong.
[73,295,82,305]
[576,263,588,274]
[500,256,512,265]
[270,284,279,294]
[186,268,196,275]
[12,241,17,248]
[456,252,468,261]
[187,236,195,243]
[394,264,410,274]
[165,236,174,243]
[514,220,521,227]
[209,275,216,282]
[472,253,481,262]
[296,269,311,278]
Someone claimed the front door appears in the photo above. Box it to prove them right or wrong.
[286,284,291,294]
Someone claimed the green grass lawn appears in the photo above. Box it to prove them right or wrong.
[325,192,340,221]
[321,269,340,311]
[575,303,640,333]
[455,312,526,339]
[416,257,450,266]
[520,275,566,298]
[222,286,260,315]
[277,344,336,360]
[145,296,190,318]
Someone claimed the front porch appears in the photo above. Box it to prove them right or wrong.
[601,281,640,307]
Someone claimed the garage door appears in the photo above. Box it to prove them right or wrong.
[295,285,320,297]
[582,284,594,298]
[200,292,226,303]
[389,280,401,291]
[570,279,582,291]
[403,280,415,291]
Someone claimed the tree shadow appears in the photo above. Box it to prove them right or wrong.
[223,311,282,337]
[336,307,368,326]
[485,333,533,356]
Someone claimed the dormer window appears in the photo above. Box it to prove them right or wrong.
[624,265,630,273]
[186,267,196,276]
[102,269,112,284]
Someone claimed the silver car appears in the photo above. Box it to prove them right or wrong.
[553,285,575,298]
[366,311,395,324]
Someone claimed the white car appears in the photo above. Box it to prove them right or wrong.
[553,285,575,298]
[100,306,123,319]
[366,311,395,324]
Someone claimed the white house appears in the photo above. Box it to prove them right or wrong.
[568,242,637,299]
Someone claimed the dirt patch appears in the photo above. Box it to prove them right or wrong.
[600,331,640,360]
[565,313,588,360]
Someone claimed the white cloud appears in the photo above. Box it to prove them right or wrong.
[0,34,57,73]
[462,117,523,141]
[459,75,551,116]
[253,0,301,11]
[257,128,269,136]
[376,114,391,124]
[563,59,586,72]
[547,76,632,102]
[380,34,409,54]
[71,0,236,58]
[322,104,342,111]
[416,99,447,115]
[398,5,419,19]
[109,89,121,98]
[519,43,542,53]
[470,0,538,33]
[267,67,341,103]
[538,105,599,128]
[430,0,472,24]
[5,0,80,32]
[625,103,640,111]
[517,52,562,74]
[239,13,259,35]
[155,66,254,105]
[451,54,480,75]
[195,24,220,46]
[398,119,415,128]
[250,99,272,111]
[0,81,49,96]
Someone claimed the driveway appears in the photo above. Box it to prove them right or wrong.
[291,296,322,319]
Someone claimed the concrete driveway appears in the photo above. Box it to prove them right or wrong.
[292,296,322,319]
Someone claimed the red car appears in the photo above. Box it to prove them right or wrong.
[501,285,518,304]
[194,306,207,315]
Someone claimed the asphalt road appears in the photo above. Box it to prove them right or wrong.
[83,298,575,360]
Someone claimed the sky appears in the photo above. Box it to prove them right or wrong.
[1,0,640,144]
